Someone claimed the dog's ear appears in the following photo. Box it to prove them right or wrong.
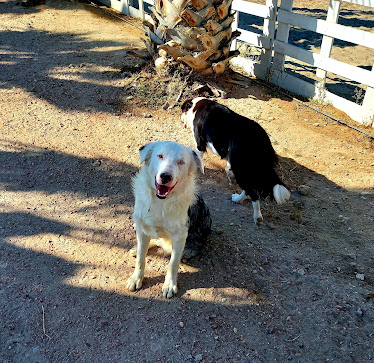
[189,149,204,175]
[139,142,158,165]
[181,99,193,112]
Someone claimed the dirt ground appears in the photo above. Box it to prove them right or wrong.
[1,0,374,362]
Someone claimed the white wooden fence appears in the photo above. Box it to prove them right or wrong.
[98,0,153,21]
[98,0,374,127]
[231,0,374,127]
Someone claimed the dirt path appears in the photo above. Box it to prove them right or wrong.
[1,1,374,362]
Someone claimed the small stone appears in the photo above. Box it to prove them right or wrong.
[179,322,184,328]
[297,268,305,276]
[100,320,109,328]
[195,354,203,361]
[356,308,363,317]
[298,185,311,195]
[92,160,101,167]
[356,273,365,281]
[313,122,320,127]
[233,327,238,334]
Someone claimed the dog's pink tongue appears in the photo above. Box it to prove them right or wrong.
[155,180,172,199]
[157,184,169,196]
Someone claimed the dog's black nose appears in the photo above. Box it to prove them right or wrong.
[160,172,172,184]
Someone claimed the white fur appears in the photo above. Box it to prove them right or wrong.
[252,200,263,225]
[273,184,291,205]
[127,141,204,298]
[181,97,206,129]
[181,97,207,151]
[232,190,247,203]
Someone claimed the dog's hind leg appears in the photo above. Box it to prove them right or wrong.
[232,190,263,225]
[225,160,236,184]
[163,230,188,298]
[126,231,151,291]
[252,200,263,225]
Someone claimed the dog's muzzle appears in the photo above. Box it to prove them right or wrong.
[155,177,177,199]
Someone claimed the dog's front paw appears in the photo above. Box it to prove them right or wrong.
[162,275,178,298]
[253,209,264,225]
[126,272,144,291]
[254,215,264,225]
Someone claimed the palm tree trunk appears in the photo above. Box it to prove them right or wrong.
[143,0,240,75]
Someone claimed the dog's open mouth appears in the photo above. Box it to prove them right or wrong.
[155,178,177,199]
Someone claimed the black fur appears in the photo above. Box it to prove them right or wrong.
[183,98,288,202]
[183,194,211,259]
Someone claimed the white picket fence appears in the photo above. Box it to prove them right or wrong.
[98,0,374,127]
[231,0,374,127]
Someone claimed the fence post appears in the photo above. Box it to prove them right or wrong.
[231,5,239,51]
[316,0,342,81]
[362,62,374,126]
[272,0,293,71]
[121,0,129,15]
[139,0,145,21]
[259,0,277,74]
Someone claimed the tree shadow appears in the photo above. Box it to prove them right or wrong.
[0,0,40,14]
[0,2,144,113]
[0,140,136,201]
[0,140,138,250]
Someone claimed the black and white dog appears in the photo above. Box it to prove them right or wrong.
[181,97,291,225]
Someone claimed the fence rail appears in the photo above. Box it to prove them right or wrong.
[98,0,374,127]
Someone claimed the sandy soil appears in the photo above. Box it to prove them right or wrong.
[1,0,374,362]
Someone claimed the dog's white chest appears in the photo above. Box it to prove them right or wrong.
[134,198,188,238]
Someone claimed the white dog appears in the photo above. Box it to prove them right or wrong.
[126,141,204,298]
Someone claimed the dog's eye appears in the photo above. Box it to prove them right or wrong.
[177,159,185,166]
[157,154,164,160]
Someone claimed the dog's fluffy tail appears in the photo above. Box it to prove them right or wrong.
[273,184,291,204]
